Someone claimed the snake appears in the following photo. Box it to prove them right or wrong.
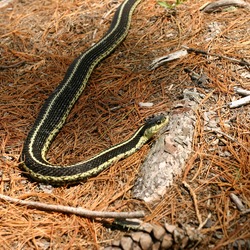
[20,0,169,185]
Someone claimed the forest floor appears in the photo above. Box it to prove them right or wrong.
[0,0,249,249]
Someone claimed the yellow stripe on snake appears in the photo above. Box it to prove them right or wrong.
[20,0,169,185]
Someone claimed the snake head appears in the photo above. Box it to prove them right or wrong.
[143,114,169,139]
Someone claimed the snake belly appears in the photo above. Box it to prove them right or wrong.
[20,0,169,185]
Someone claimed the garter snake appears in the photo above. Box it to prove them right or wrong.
[20,0,169,185]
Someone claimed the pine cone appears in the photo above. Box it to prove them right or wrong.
[104,222,203,250]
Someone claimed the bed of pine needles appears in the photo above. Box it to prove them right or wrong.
[0,0,249,249]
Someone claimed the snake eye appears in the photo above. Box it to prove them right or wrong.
[160,116,165,122]
[156,115,165,124]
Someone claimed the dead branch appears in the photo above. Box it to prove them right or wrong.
[200,0,250,13]
[233,87,250,96]
[241,209,250,215]
[0,193,145,219]
[0,0,14,9]
[148,50,188,70]
[182,181,202,226]
[0,61,25,70]
[228,95,250,108]
[206,128,250,153]
[182,46,250,67]
[230,193,245,211]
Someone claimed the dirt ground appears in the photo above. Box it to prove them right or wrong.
[0,0,249,249]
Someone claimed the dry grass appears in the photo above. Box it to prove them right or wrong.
[0,0,249,249]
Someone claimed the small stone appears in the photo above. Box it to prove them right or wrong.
[203,218,213,228]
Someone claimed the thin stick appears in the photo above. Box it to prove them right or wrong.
[200,0,250,13]
[241,209,250,215]
[206,128,250,153]
[0,193,145,219]
[0,61,25,70]
[228,95,250,108]
[182,46,250,67]
[182,181,202,226]
[198,213,212,230]
[234,87,250,96]
[229,193,245,211]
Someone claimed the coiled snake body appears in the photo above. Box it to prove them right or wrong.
[21,0,169,185]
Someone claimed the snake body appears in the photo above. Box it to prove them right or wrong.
[21,0,169,185]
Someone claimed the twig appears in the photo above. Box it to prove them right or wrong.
[183,183,213,230]
[148,49,188,70]
[230,193,245,211]
[182,46,250,67]
[0,61,25,70]
[200,0,250,13]
[234,87,250,96]
[228,87,250,108]
[206,128,250,153]
[228,95,250,108]
[197,213,212,230]
[0,193,145,219]
[182,181,202,226]
[0,0,14,8]
[241,209,250,215]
